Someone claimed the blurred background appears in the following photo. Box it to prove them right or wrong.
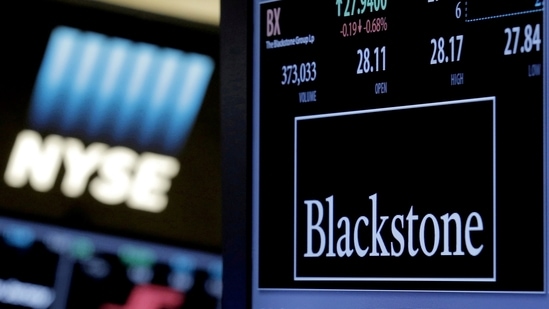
[0,0,222,308]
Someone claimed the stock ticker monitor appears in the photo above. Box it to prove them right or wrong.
[0,1,222,308]
[221,0,549,308]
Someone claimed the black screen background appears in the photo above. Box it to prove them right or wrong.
[257,0,544,292]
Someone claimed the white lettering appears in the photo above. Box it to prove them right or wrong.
[298,91,317,103]
[354,216,369,257]
[4,130,179,212]
[369,193,390,256]
[89,147,137,205]
[4,130,63,192]
[450,73,464,86]
[406,206,419,257]
[301,194,486,258]
[390,215,405,257]
[304,199,325,257]
[375,82,388,94]
[440,213,465,256]
[127,153,180,213]
[419,214,440,256]
[336,217,354,257]
[61,138,107,197]
[465,212,484,256]
[326,195,336,257]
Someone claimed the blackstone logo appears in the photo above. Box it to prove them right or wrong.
[3,26,214,213]
[292,100,496,283]
[303,194,484,259]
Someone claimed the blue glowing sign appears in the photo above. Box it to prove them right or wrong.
[29,26,215,155]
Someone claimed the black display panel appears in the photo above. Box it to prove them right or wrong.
[248,0,548,308]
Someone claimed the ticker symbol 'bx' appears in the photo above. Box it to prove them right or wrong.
[266,8,281,37]
[100,285,184,309]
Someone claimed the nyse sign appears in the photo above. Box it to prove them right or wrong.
[0,26,215,214]
[4,130,179,213]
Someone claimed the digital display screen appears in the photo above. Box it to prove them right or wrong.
[0,1,222,308]
[0,0,221,248]
[252,0,547,307]
[0,216,221,309]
